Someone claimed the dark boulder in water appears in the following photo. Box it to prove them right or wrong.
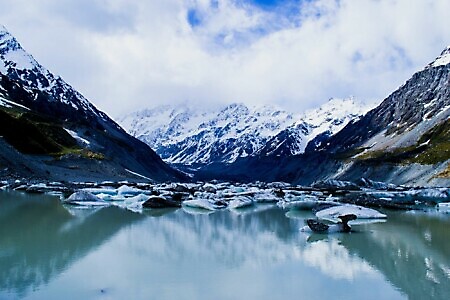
[143,196,182,209]
[306,214,357,233]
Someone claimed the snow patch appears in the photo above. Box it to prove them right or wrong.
[0,98,30,110]
[64,128,90,145]
[125,169,152,181]
[3,50,35,70]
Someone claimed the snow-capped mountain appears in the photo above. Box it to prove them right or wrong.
[0,25,183,182]
[118,103,296,164]
[0,26,106,122]
[117,98,373,165]
[258,98,373,156]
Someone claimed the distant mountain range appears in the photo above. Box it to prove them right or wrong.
[0,25,184,182]
[117,98,373,165]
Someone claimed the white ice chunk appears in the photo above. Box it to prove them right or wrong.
[67,191,103,202]
[253,191,280,203]
[117,185,144,196]
[182,199,217,211]
[316,204,387,220]
[182,206,215,215]
[229,196,254,209]
[278,194,327,210]
[82,187,117,195]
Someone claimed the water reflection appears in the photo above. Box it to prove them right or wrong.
[0,192,143,298]
[337,211,450,300]
[1,192,449,299]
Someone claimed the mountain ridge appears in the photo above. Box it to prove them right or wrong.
[117,98,373,165]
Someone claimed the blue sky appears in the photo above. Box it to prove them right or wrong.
[0,0,449,116]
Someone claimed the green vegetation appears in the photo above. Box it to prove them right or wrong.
[412,119,450,164]
[0,109,71,154]
[0,107,104,160]
[55,148,105,160]
[351,119,450,165]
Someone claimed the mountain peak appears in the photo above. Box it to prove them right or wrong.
[0,25,22,52]
[427,45,450,69]
[0,25,39,74]
[0,25,6,33]
[0,27,104,120]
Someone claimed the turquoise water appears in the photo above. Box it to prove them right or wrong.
[0,191,449,300]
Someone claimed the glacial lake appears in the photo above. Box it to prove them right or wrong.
[0,191,449,300]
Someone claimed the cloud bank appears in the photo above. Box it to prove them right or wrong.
[0,0,449,116]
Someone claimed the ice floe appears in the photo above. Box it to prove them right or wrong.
[182,199,220,211]
[228,196,254,209]
[316,204,387,221]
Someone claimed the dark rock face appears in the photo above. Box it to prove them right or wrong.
[317,64,450,154]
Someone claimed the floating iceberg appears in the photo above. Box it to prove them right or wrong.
[64,191,110,207]
[82,187,117,195]
[183,199,219,211]
[278,195,337,210]
[66,191,102,202]
[229,196,254,209]
[117,185,146,196]
[182,206,215,215]
[316,204,387,220]
[253,191,280,203]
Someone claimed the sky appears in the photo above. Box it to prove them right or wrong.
[0,0,449,117]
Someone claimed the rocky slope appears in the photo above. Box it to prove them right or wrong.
[0,26,184,182]
[313,46,450,186]
[117,98,372,165]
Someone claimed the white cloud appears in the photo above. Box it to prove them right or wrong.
[0,0,449,116]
